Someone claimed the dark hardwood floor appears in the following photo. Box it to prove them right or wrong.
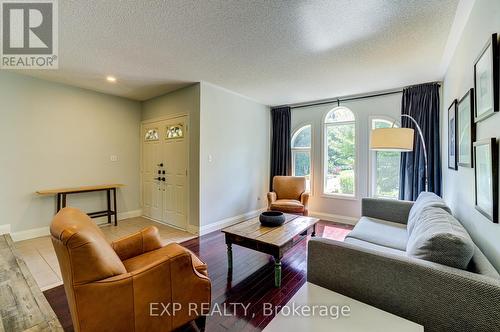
[43,220,352,332]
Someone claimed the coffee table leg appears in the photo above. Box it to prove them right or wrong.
[312,224,316,237]
[227,243,233,271]
[274,258,281,288]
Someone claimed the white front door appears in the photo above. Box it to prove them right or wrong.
[162,117,188,229]
[142,126,163,221]
[141,116,189,230]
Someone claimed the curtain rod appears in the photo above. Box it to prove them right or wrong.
[279,82,441,110]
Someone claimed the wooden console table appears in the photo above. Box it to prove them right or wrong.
[37,184,124,226]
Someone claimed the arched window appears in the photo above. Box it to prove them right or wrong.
[291,125,312,191]
[370,117,400,198]
[324,107,355,196]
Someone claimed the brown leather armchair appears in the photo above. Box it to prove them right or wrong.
[267,176,310,216]
[50,207,211,332]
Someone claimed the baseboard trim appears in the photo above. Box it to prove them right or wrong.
[199,208,266,236]
[11,209,143,242]
[0,224,11,235]
[310,211,358,225]
[11,226,50,242]
[140,215,194,233]
[187,224,199,235]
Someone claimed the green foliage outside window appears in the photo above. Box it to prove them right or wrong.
[372,119,400,198]
[340,170,354,194]
[327,124,355,175]
[294,151,310,177]
[325,122,355,195]
[292,125,312,191]
[376,151,399,198]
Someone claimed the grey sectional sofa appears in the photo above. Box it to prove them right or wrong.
[308,192,500,332]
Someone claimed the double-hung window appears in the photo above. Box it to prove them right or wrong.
[370,118,401,199]
[323,107,356,196]
[291,125,312,192]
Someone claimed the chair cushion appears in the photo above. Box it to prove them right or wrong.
[344,237,406,256]
[407,192,451,235]
[345,216,408,251]
[270,199,305,213]
[123,244,208,277]
[406,207,474,270]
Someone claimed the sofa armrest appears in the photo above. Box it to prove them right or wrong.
[361,198,413,224]
[90,244,211,331]
[300,192,310,208]
[131,244,211,329]
[111,226,163,260]
[267,192,277,209]
[307,238,500,332]
[73,274,135,331]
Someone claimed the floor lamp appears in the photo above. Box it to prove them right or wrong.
[370,114,428,192]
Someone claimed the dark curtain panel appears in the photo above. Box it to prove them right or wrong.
[270,106,292,190]
[399,83,442,200]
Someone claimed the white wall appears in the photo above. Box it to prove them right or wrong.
[0,72,142,236]
[141,84,201,228]
[199,82,270,231]
[292,93,401,221]
[441,0,500,271]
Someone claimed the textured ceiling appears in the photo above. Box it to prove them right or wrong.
[18,0,459,105]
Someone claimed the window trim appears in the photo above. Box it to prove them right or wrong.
[368,115,400,199]
[321,106,358,199]
[291,124,313,194]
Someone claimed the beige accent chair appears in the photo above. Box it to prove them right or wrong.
[50,207,211,332]
[267,176,310,216]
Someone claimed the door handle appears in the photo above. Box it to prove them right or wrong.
[156,177,161,181]
[157,163,163,167]
[161,177,166,182]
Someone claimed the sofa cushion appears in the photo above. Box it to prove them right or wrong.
[344,237,406,256]
[270,199,305,213]
[407,192,451,235]
[406,207,474,270]
[345,216,407,251]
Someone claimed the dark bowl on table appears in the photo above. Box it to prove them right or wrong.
[259,211,286,227]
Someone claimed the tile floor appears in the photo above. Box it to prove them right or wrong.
[14,217,196,291]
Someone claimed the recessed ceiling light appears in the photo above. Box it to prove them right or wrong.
[106,76,117,83]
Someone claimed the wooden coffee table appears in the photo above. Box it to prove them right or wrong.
[222,214,319,287]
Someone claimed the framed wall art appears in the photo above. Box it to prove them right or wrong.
[474,138,498,223]
[448,99,458,170]
[474,33,499,122]
[457,89,476,167]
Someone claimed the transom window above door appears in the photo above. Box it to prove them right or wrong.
[324,107,356,197]
[144,128,159,141]
[166,124,184,139]
[291,125,311,192]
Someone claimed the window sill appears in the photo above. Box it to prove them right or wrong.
[320,194,358,201]
[373,195,399,200]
